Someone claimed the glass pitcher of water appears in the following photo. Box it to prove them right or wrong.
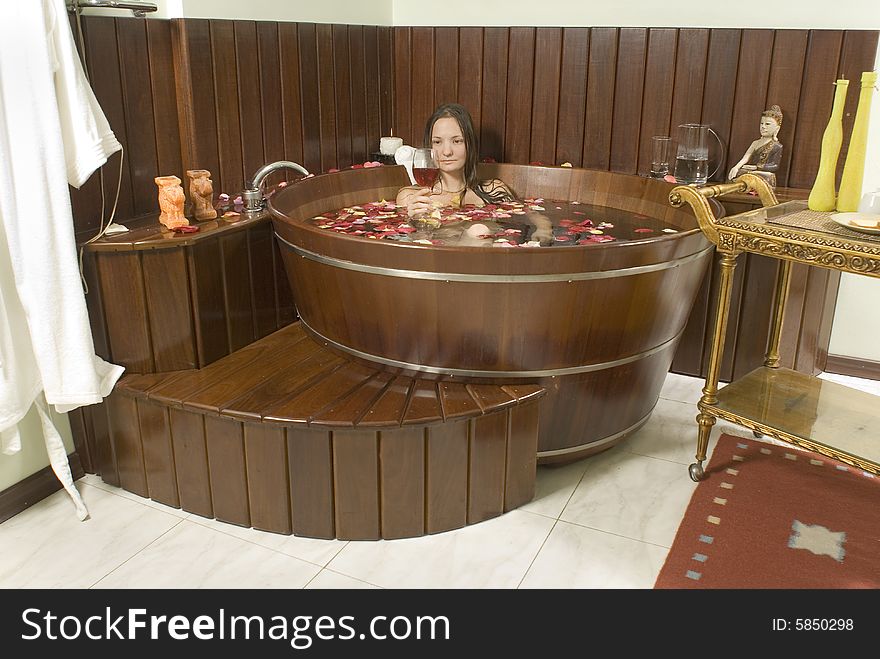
[673,124,725,185]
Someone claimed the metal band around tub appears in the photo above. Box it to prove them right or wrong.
[536,404,655,458]
[300,316,685,378]
[275,233,712,283]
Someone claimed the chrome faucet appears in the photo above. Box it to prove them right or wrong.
[241,161,310,215]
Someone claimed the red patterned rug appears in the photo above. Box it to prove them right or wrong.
[655,433,880,588]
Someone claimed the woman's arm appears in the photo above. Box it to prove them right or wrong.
[526,212,553,245]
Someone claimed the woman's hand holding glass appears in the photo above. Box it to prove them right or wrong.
[404,188,434,218]
[407,148,440,224]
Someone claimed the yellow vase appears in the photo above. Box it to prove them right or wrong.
[837,71,878,212]
[808,79,848,211]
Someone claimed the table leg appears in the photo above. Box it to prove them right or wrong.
[764,259,792,368]
[691,251,739,482]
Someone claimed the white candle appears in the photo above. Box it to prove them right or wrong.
[380,136,403,156]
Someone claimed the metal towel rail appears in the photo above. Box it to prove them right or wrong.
[66,1,158,18]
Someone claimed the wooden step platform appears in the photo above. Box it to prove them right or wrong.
[102,322,545,540]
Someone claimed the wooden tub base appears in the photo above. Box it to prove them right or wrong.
[98,323,545,540]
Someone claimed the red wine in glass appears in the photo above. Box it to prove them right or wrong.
[413,167,439,187]
[412,148,438,188]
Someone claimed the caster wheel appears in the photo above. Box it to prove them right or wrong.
[688,462,705,482]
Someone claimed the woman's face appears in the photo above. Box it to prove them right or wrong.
[759,116,780,138]
[431,117,468,176]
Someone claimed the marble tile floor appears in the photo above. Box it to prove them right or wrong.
[1,371,876,590]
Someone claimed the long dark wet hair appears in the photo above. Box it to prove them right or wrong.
[423,103,513,204]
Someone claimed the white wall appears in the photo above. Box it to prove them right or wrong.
[393,0,880,28]
[0,407,74,492]
[78,0,394,23]
[180,0,392,24]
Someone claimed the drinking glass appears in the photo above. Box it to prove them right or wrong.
[650,136,671,178]
[412,148,439,188]
[410,148,439,230]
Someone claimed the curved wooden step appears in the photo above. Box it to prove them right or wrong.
[105,322,545,540]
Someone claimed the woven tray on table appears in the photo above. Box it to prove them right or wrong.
[765,208,880,242]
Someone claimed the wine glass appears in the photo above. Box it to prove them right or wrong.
[411,148,439,229]
[412,148,439,188]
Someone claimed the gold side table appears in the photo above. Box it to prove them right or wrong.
[670,174,880,481]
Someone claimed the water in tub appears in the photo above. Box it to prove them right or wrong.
[308,198,681,247]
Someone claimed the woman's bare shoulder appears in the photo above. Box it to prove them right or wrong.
[478,178,516,201]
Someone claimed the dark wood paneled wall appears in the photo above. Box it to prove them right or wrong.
[70,17,394,239]
[392,27,878,189]
[70,20,877,239]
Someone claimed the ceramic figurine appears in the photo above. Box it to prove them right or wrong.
[154,175,188,230]
[186,169,218,221]
[727,105,784,187]
[809,80,848,211]
[837,71,877,212]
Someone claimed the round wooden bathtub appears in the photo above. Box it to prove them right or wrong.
[269,163,714,464]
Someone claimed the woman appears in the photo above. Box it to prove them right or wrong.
[396,103,552,244]
[727,105,784,186]
[396,103,515,216]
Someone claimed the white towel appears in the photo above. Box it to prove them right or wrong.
[0,0,125,519]
[46,0,122,188]
[0,221,42,437]
[395,145,417,185]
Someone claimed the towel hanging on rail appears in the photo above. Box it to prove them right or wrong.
[0,0,126,519]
